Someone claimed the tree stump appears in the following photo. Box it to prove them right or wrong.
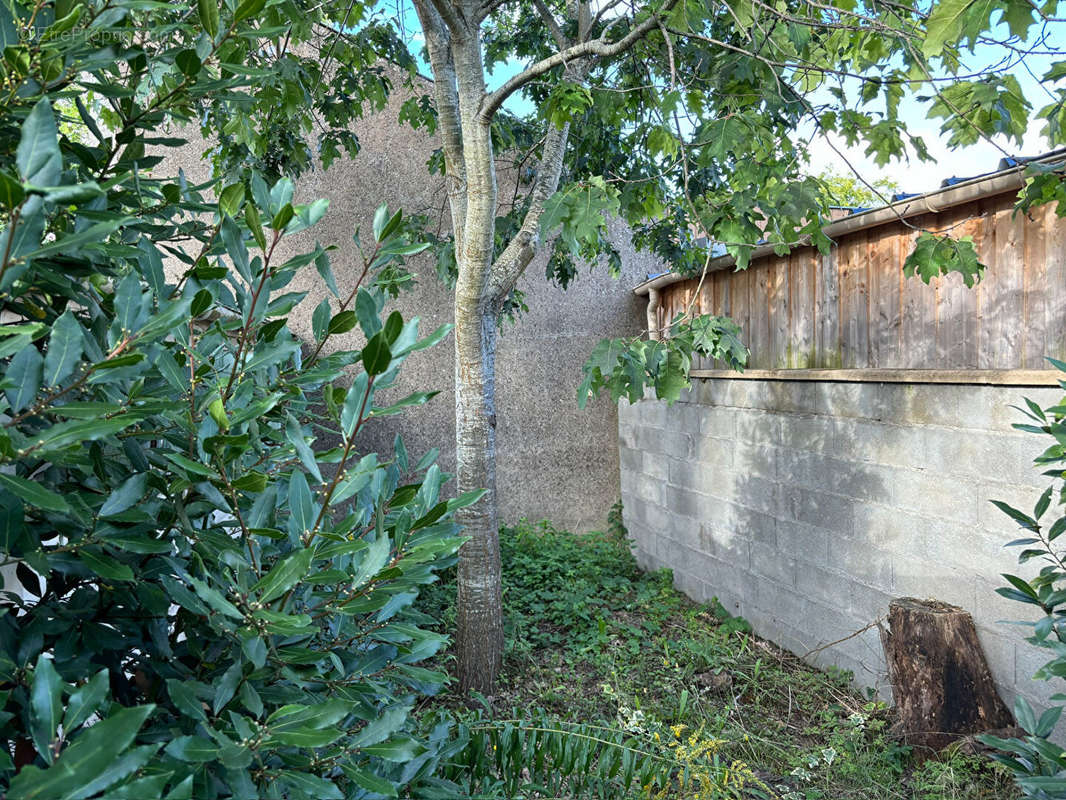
[880,598,1013,756]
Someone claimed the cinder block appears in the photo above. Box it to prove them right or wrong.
[697,522,751,563]
[853,503,928,554]
[733,443,780,479]
[660,483,709,521]
[795,562,853,608]
[694,379,727,407]
[629,472,664,505]
[971,628,1016,691]
[776,520,830,565]
[619,445,643,474]
[781,486,855,533]
[691,436,733,470]
[978,481,1048,531]
[749,540,797,588]
[734,474,783,517]
[778,413,844,454]
[1015,639,1055,688]
[669,458,729,497]
[826,543,894,592]
[893,562,976,611]
[735,410,783,445]
[842,418,928,469]
[888,470,977,523]
[700,406,737,439]
[645,454,670,482]
[674,403,705,434]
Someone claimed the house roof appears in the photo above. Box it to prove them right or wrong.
[634,148,1066,296]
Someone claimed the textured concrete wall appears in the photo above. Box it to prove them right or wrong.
[619,377,1060,714]
[166,81,657,532]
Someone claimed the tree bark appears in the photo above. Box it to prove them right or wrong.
[881,597,1013,757]
[408,0,671,694]
[453,304,503,693]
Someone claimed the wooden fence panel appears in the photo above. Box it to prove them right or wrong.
[656,190,1066,370]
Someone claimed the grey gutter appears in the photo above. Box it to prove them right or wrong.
[633,150,1066,297]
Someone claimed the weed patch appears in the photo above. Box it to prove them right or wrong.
[417,519,1016,798]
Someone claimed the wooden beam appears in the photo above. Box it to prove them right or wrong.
[687,368,1063,386]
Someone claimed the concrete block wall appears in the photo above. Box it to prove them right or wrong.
[619,377,1062,713]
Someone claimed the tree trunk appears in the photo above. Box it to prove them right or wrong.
[453,297,504,693]
[881,597,1013,757]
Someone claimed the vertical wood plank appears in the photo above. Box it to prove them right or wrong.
[838,230,870,368]
[900,217,936,367]
[789,249,816,368]
[1046,199,1066,363]
[731,266,752,367]
[1023,202,1048,369]
[747,261,771,369]
[935,203,979,368]
[768,256,789,368]
[985,203,1025,368]
[869,223,902,368]
[816,246,840,367]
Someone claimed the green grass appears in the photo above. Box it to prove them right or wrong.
[416,516,1017,799]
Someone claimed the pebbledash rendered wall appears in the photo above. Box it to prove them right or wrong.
[619,378,1060,711]
[163,68,658,532]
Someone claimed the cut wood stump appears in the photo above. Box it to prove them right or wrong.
[880,598,1013,756]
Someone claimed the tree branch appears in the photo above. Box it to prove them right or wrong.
[479,0,679,121]
[486,120,571,302]
[425,0,466,35]
[532,0,569,49]
[412,0,469,251]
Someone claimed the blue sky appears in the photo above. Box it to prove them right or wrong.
[374,2,1061,193]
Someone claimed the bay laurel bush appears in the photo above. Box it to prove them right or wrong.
[0,3,471,798]
[979,359,1066,799]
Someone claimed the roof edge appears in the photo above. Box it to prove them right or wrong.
[633,149,1066,297]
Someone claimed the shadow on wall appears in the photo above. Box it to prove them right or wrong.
[656,377,1054,710]
[719,395,891,696]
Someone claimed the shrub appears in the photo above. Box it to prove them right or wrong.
[0,3,468,797]
[980,359,1066,798]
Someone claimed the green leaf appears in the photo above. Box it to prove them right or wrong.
[166,679,208,724]
[234,0,267,21]
[165,735,218,762]
[252,547,315,604]
[285,414,322,483]
[62,669,109,733]
[372,203,389,241]
[355,289,382,337]
[198,0,219,38]
[7,705,154,800]
[30,655,63,765]
[327,310,357,335]
[341,372,370,437]
[362,332,392,376]
[311,297,331,341]
[218,182,244,218]
[0,171,24,210]
[113,272,144,334]
[99,473,148,517]
[79,549,135,582]
[361,734,426,762]
[341,765,398,798]
[271,203,294,231]
[353,533,390,589]
[0,472,69,513]
[17,99,61,186]
[5,343,42,412]
[280,771,344,799]
[288,471,314,537]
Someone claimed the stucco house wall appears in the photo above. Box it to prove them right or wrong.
[166,78,660,532]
